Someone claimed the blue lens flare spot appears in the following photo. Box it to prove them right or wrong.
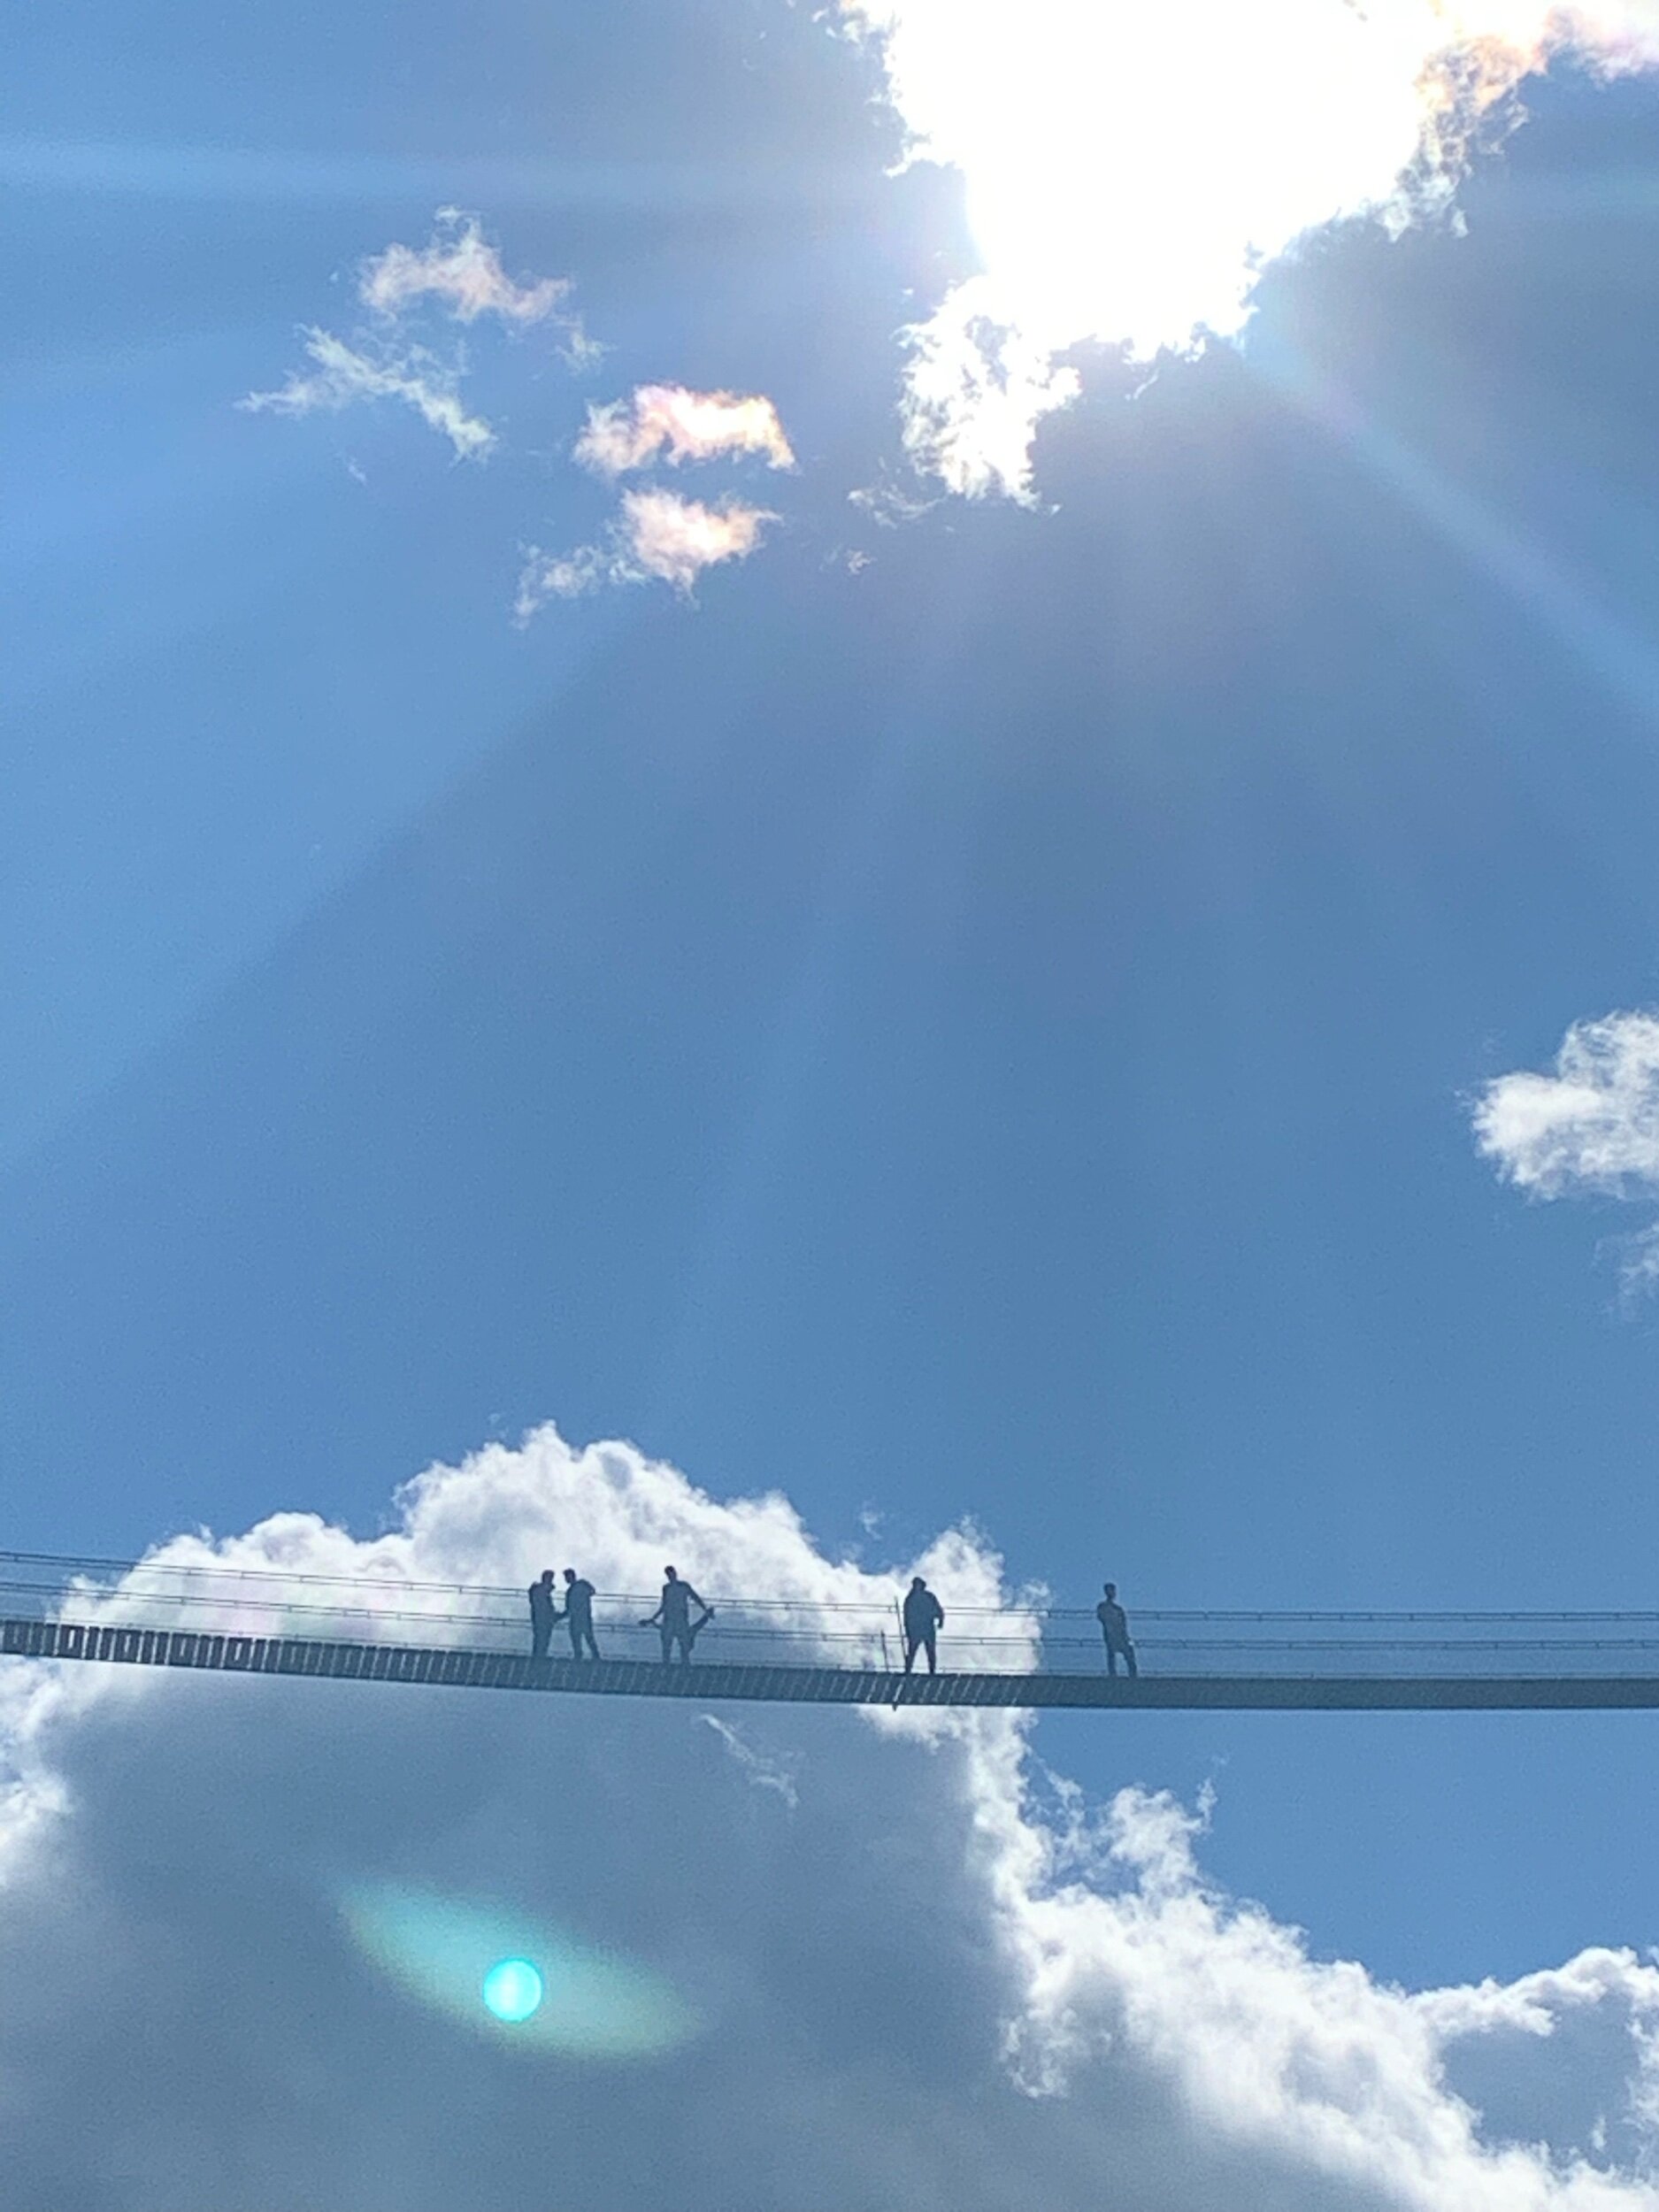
[483,1957,543,2024]
[342,1884,697,2056]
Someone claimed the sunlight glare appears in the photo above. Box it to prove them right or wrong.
[843,0,1659,495]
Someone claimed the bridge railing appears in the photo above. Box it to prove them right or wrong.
[4,1553,1659,1678]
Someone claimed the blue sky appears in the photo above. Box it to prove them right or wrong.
[9,4,1659,2196]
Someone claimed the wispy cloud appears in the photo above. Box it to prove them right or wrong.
[239,326,495,459]
[622,488,777,589]
[359,206,596,363]
[839,2,1659,498]
[1475,1012,1659,1198]
[699,1716,800,1809]
[243,227,788,617]
[516,488,778,615]
[574,385,795,477]
[242,211,589,457]
[1473,1009,1659,1291]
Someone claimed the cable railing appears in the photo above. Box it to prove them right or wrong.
[4,1549,1659,1681]
[7,1549,1659,1624]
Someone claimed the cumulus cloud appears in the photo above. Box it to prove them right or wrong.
[240,326,495,459]
[574,385,795,477]
[3,1425,1659,2209]
[515,488,778,615]
[1473,1010,1659,1291]
[838,1,1659,497]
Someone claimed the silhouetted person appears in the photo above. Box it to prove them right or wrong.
[1096,1582,1138,1678]
[902,1577,944,1676]
[642,1565,712,1663]
[563,1568,599,1660]
[528,1569,558,1661]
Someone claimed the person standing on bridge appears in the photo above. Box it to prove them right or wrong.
[902,1576,945,1676]
[642,1565,712,1664]
[528,1569,558,1661]
[563,1567,600,1660]
[1096,1582,1138,1678]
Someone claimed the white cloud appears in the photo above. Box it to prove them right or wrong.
[698,1715,801,1809]
[1614,1222,1659,1297]
[622,487,777,589]
[3,1425,1659,2208]
[574,385,795,477]
[1473,1010,1659,1292]
[516,488,779,615]
[240,326,495,459]
[838,1,1659,497]
[242,212,592,460]
[358,207,595,363]
[512,543,608,608]
[1474,1012,1659,1199]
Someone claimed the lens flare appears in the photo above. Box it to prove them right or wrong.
[483,1958,544,2023]
[341,1883,699,2058]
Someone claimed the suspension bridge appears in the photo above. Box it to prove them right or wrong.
[4,1550,1658,1711]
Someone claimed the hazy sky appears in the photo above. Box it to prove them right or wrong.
[8,3,1659,2204]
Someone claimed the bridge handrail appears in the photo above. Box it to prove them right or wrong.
[4,1552,1657,1632]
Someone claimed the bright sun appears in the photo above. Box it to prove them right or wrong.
[842,0,1659,494]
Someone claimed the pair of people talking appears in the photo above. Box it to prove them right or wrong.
[527,1568,599,1660]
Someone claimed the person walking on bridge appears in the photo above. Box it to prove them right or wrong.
[562,1568,600,1660]
[642,1565,712,1664]
[902,1576,945,1676]
[528,1568,558,1661]
[1096,1582,1138,1678]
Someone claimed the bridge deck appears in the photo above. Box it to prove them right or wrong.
[7,1615,1659,1711]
